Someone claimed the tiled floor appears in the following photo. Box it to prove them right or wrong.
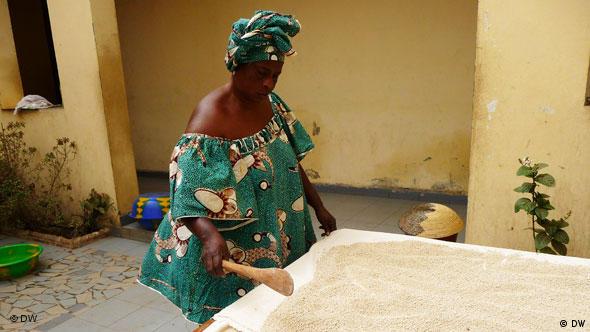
[1,188,467,331]
[0,235,197,332]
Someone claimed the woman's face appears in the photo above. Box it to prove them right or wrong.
[233,61,283,102]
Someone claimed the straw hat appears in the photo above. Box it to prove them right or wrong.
[399,203,464,238]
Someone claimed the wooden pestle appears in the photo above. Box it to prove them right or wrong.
[222,260,294,296]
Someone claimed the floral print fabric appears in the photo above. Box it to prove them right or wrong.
[225,10,300,72]
[138,92,316,323]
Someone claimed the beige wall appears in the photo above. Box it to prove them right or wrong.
[0,2,22,108]
[89,0,139,214]
[117,0,477,194]
[0,0,138,217]
[466,0,590,257]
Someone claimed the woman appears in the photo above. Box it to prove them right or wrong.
[138,10,337,324]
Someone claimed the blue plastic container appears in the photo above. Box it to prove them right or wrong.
[128,192,170,231]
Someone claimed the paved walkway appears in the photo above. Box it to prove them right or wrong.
[0,236,198,331]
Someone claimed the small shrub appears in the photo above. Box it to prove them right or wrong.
[74,189,117,236]
[514,157,571,255]
[0,121,114,238]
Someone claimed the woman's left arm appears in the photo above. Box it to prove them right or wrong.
[299,166,337,236]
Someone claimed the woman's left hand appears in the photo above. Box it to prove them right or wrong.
[315,206,337,236]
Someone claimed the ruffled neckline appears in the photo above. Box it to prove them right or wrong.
[181,94,284,154]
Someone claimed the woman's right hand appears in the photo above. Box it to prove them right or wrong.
[185,217,230,277]
[200,231,230,277]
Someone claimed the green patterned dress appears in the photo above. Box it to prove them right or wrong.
[138,92,317,323]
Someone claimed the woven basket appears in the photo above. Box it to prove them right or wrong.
[399,203,464,239]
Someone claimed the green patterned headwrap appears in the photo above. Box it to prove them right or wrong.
[225,10,301,72]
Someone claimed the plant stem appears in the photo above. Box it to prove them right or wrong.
[531,183,537,253]
[47,145,67,197]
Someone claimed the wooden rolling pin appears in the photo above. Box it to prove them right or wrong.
[222,260,294,296]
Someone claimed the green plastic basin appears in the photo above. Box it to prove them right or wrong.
[0,243,43,280]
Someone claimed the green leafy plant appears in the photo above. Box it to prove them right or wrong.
[0,122,37,177]
[74,189,116,236]
[0,175,31,230]
[0,122,37,230]
[514,157,571,255]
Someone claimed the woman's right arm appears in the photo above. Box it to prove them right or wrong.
[184,217,229,277]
